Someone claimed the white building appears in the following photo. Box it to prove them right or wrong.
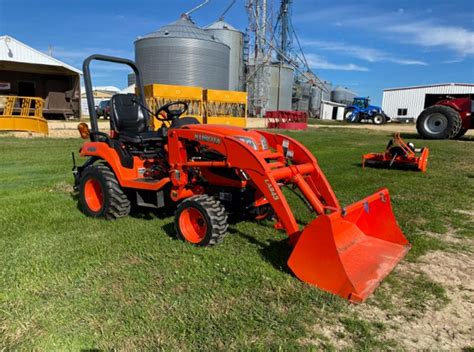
[0,35,82,118]
[80,86,121,116]
[320,100,346,121]
[382,83,474,121]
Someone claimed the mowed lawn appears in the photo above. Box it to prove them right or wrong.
[0,128,473,350]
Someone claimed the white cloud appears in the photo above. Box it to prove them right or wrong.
[47,47,132,61]
[301,39,427,65]
[295,5,474,58]
[306,54,369,72]
[387,22,474,56]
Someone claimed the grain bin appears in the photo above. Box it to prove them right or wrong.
[205,20,244,91]
[331,86,357,105]
[265,63,294,111]
[310,85,322,117]
[135,15,230,89]
[322,80,332,101]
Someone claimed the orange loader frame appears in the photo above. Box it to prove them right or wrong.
[76,54,411,303]
[79,124,410,303]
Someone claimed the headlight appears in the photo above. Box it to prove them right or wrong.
[260,136,269,150]
[235,136,258,151]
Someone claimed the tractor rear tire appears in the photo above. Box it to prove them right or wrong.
[175,195,228,246]
[79,164,131,219]
[416,105,462,139]
[454,128,468,139]
[372,114,386,125]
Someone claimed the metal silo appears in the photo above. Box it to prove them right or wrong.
[331,86,357,105]
[135,15,230,89]
[205,20,244,91]
[265,63,294,111]
[293,80,311,112]
[310,85,322,117]
[322,80,332,101]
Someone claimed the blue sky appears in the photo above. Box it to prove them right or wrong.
[1,0,473,104]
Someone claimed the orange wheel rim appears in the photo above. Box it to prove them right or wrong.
[84,179,103,212]
[179,208,207,243]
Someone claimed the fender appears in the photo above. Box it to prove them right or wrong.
[80,142,170,191]
[437,97,472,130]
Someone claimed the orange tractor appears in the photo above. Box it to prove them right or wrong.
[74,55,410,303]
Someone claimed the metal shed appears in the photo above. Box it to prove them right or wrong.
[320,100,346,121]
[0,35,82,119]
[382,83,474,122]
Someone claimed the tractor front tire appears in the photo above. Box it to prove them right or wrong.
[372,114,386,125]
[416,105,462,139]
[175,195,228,246]
[79,164,131,219]
[344,109,359,123]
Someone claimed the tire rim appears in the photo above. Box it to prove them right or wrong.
[373,115,383,124]
[84,179,103,212]
[424,113,448,134]
[345,111,354,120]
[179,208,207,243]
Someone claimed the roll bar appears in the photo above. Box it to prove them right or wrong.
[82,54,146,139]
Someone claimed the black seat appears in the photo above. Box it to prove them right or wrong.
[110,94,162,144]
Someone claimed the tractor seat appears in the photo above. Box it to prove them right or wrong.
[117,130,163,144]
[110,93,162,143]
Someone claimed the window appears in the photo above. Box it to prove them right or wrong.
[397,108,408,116]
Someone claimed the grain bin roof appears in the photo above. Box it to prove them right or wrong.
[139,16,226,44]
[205,20,240,32]
[0,35,82,74]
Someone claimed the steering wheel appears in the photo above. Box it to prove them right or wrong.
[155,101,188,121]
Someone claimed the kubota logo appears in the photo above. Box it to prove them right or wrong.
[265,179,279,200]
[194,133,221,144]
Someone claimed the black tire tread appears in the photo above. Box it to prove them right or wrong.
[454,127,468,139]
[80,164,130,219]
[372,114,386,125]
[416,105,462,139]
[175,194,228,246]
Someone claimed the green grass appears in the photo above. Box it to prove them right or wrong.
[0,128,473,350]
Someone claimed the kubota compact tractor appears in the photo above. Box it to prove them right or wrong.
[74,55,410,303]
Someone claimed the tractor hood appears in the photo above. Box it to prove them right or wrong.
[182,124,268,151]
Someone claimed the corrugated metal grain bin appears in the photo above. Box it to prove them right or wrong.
[205,20,244,91]
[331,86,357,105]
[135,16,230,90]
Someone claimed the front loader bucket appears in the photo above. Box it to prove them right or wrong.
[288,189,410,303]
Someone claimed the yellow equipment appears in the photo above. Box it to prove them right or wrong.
[204,89,247,127]
[0,96,49,135]
[145,84,204,129]
[144,84,248,128]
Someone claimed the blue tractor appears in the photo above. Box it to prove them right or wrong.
[344,97,390,125]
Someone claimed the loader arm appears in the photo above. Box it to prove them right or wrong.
[168,128,340,242]
[168,126,410,303]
